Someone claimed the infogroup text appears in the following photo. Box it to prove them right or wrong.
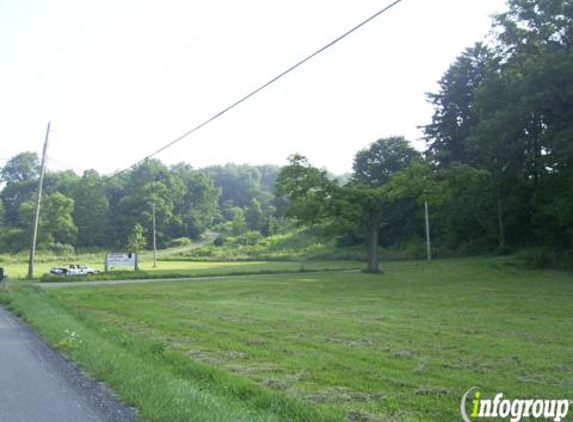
[461,387,570,422]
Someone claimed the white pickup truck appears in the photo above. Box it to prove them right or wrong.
[49,264,100,276]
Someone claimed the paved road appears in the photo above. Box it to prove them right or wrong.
[0,306,144,422]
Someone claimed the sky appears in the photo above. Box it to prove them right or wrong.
[0,0,508,176]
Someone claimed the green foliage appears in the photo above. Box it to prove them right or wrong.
[0,152,39,184]
[187,227,335,261]
[420,0,573,253]
[168,237,192,247]
[72,170,109,248]
[47,243,75,257]
[179,171,221,239]
[278,140,419,272]
[352,136,420,186]
[245,198,263,232]
[0,228,28,252]
[423,43,493,165]
[275,154,337,225]
[42,192,78,245]
[230,207,247,236]
[126,223,146,251]
[204,164,280,210]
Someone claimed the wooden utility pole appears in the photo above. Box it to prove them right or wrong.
[27,121,51,279]
[152,203,157,268]
[424,201,432,261]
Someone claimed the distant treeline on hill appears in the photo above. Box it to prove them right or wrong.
[0,159,286,252]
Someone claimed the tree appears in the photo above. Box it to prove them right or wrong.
[0,152,39,184]
[72,170,110,248]
[230,207,247,236]
[353,137,420,186]
[204,164,262,209]
[351,138,420,270]
[275,154,337,225]
[277,154,383,272]
[177,171,220,239]
[127,223,146,251]
[278,139,419,273]
[466,0,573,247]
[42,192,78,245]
[1,153,40,226]
[423,44,493,166]
[246,198,264,232]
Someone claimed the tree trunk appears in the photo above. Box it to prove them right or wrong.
[366,224,380,273]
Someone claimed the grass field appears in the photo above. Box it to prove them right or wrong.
[2,257,363,281]
[1,257,572,421]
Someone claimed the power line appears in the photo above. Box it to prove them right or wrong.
[109,0,407,179]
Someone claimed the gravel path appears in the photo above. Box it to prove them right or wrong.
[0,306,145,422]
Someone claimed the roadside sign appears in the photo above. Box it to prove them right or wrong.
[105,253,138,271]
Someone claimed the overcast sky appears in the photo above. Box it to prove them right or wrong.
[0,0,508,175]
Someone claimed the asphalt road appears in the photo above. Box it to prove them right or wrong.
[0,306,145,422]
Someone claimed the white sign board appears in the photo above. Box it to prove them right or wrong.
[105,252,138,270]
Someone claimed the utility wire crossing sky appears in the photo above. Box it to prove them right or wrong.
[0,0,508,175]
[111,0,406,178]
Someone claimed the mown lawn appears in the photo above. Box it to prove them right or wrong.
[2,257,572,421]
[3,258,363,280]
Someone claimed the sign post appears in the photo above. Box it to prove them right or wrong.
[105,253,138,272]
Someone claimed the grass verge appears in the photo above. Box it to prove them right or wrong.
[0,286,342,422]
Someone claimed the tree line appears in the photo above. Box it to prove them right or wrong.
[0,156,283,253]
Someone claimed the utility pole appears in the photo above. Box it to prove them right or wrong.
[152,203,157,268]
[27,121,50,279]
[424,201,432,261]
